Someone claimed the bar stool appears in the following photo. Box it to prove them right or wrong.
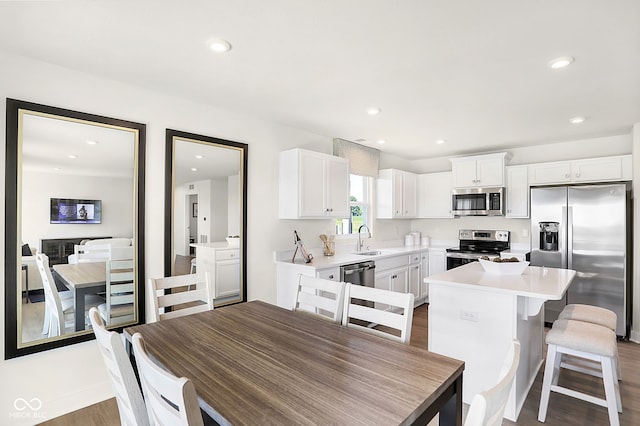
[190,258,196,274]
[538,319,621,426]
[558,304,620,378]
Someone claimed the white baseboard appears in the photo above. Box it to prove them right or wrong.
[629,328,640,344]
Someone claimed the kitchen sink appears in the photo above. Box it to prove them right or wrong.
[353,250,386,256]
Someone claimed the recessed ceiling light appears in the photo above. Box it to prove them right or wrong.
[67,154,77,159]
[195,155,204,159]
[86,140,98,145]
[53,167,62,171]
[191,168,198,172]
[569,116,587,124]
[208,38,232,53]
[377,139,386,145]
[435,139,446,145]
[548,56,574,69]
[367,107,381,115]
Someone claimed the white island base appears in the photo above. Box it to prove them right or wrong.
[426,262,575,421]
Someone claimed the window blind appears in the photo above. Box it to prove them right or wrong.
[332,138,380,178]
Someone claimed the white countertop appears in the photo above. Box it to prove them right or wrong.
[426,262,575,300]
[274,244,438,269]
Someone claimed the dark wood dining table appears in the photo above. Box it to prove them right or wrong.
[52,262,106,331]
[124,300,464,425]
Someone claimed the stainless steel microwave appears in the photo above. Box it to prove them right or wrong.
[452,187,504,216]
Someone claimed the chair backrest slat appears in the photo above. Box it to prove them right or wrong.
[149,273,212,322]
[294,275,346,323]
[342,284,414,344]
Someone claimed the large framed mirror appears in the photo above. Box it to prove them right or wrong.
[5,99,145,359]
[165,129,247,307]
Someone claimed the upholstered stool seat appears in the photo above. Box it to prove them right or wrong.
[538,319,621,426]
[558,304,621,379]
[559,304,617,331]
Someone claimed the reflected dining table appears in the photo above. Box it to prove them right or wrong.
[52,262,106,331]
[124,300,464,425]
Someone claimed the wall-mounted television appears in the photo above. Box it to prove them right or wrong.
[50,198,102,224]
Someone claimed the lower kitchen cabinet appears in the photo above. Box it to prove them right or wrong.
[194,244,241,301]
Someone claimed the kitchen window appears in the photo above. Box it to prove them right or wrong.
[336,174,371,235]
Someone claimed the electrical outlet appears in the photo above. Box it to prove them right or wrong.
[522,228,529,238]
[460,310,479,322]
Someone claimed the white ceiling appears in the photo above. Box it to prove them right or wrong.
[2,0,639,160]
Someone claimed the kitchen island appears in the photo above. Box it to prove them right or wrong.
[426,262,575,422]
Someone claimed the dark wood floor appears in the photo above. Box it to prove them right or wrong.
[42,303,640,425]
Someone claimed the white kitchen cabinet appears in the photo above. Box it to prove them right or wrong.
[278,148,350,219]
[505,165,529,218]
[317,267,340,282]
[450,152,506,188]
[377,169,417,218]
[528,155,632,186]
[428,249,446,277]
[375,254,409,310]
[408,252,422,305]
[420,251,429,302]
[418,172,454,218]
[194,244,240,302]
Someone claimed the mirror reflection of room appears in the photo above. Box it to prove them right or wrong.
[172,137,243,305]
[19,111,137,346]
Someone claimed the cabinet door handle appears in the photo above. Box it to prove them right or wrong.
[565,173,570,178]
[392,274,397,279]
[575,173,580,178]
[328,274,334,279]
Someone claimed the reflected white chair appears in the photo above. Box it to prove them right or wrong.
[464,339,521,426]
[131,332,204,426]
[35,252,74,337]
[89,308,149,426]
[294,274,346,323]
[148,273,212,322]
[36,252,102,336]
[98,258,136,326]
[69,243,111,264]
[341,284,414,344]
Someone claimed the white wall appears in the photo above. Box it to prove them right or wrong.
[210,177,228,242]
[21,172,133,250]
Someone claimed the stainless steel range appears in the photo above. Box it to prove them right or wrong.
[446,229,510,270]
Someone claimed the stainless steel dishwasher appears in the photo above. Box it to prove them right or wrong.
[340,261,376,310]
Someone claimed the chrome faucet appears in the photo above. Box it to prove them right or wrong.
[357,224,371,252]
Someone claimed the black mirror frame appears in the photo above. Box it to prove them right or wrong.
[4,98,146,359]
[164,129,247,306]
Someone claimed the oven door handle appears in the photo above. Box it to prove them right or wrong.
[446,252,486,260]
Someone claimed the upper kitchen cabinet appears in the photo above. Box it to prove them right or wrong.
[418,172,454,218]
[505,165,529,218]
[279,148,350,219]
[528,155,632,186]
[450,152,506,188]
[377,169,417,219]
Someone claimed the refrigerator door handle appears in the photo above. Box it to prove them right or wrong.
[567,205,573,267]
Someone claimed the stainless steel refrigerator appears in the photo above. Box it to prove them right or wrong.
[530,184,631,336]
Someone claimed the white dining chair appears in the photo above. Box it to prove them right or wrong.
[294,274,346,323]
[148,273,212,322]
[35,252,74,337]
[89,308,149,426]
[69,243,111,264]
[131,332,204,426]
[464,339,521,426]
[98,258,136,326]
[341,284,415,344]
